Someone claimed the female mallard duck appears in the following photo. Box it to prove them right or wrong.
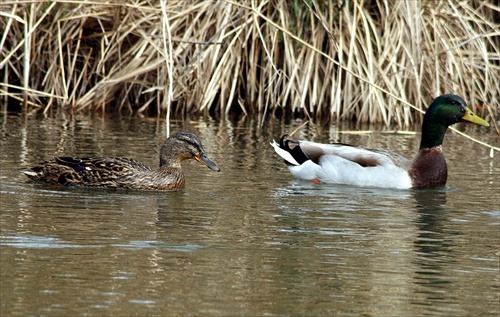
[271,94,489,189]
[23,132,220,191]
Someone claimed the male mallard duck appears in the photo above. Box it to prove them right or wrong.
[23,131,220,190]
[271,94,489,189]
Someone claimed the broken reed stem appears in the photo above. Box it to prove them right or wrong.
[160,0,173,137]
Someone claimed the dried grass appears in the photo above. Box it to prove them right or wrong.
[1,0,499,127]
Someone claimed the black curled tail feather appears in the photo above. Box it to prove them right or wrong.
[279,134,310,165]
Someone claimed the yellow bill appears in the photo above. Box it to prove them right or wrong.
[462,107,490,127]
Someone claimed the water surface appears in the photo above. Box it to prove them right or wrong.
[1,113,499,316]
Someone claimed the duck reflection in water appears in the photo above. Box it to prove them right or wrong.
[412,190,459,304]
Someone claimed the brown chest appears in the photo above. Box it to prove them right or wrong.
[409,147,448,189]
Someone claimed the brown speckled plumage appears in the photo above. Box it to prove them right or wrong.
[22,132,220,191]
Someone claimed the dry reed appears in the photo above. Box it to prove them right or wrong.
[1,0,499,128]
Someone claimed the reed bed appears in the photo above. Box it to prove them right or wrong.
[1,0,499,126]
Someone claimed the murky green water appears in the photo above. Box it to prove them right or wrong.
[1,113,499,316]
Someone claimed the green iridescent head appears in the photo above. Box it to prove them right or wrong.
[420,94,489,149]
